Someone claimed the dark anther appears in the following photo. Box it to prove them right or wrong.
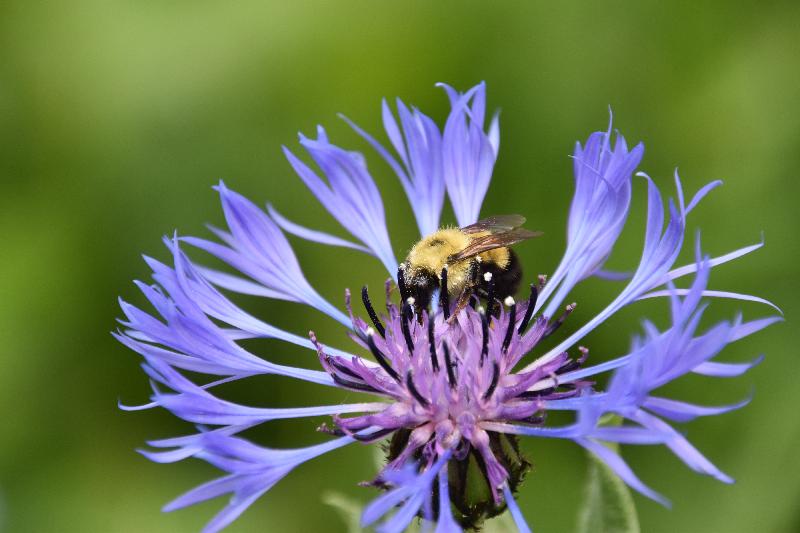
[406,371,430,408]
[442,342,457,388]
[353,427,397,443]
[517,283,539,334]
[397,264,409,302]
[521,414,546,425]
[502,297,517,353]
[555,359,581,375]
[439,267,450,320]
[544,303,576,338]
[428,317,439,373]
[482,361,500,400]
[366,332,401,382]
[479,307,489,365]
[516,387,554,399]
[361,286,385,338]
[400,301,416,355]
[332,373,379,393]
[484,272,496,326]
[327,356,362,380]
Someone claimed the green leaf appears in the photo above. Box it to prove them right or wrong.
[576,417,641,533]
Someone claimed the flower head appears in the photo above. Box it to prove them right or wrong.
[117,83,779,532]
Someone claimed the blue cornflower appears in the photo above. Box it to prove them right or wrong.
[117,82,780,532]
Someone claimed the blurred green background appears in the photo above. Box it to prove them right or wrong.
[1,1,798,532]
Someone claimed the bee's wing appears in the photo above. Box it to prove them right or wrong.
[461,215,527,234]
[448,228,542,262]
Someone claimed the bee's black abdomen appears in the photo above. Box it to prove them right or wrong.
[479,249,522,302]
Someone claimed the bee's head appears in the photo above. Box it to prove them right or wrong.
[403,263,439,312]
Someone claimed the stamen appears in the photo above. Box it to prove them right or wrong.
[427,317,439,373]
[502,296,516,353]
[327,356,362,380]
[365,329,401,382]
[442,342,457,388]
[361,286,385,338]
[516,387,554,399]
[406,371,430,408]
[517,283,538,334]
[397,264,409,302]
[353,427,397,443]
[479,306,489,365]
[439,266,450,320]
[384,278,393,311]
[556,346,590,375]
[483,361,500,400]
[345,289,368,342]
[484,272,496,325]
[400,299,416,355]
[544,302,577,338]
[331,373,380,392]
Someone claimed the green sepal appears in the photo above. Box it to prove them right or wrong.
[576,415,641,533]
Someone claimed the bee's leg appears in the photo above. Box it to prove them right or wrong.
[447,259,480,323]
[447,289,474,324]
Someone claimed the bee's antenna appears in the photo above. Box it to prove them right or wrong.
[361,286,385,338]
[439,266,450,321]
[502,296,516,353]
[517,283,538,334]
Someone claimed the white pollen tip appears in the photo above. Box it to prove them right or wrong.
[483,272,493,282]
[504,296,516,306]
[406,297,416,305]
[477,306,485,314]
[365,326,375,336]
[398,263,406,270]
[476,256,483,262]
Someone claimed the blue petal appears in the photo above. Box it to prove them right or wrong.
[435,464,462,533]
[437,82,498,227]
[284,128,398,276]
[267,203,372,254]
[178,182,351,327]
[362,452,451,532]
[537,120,644,317]
[502,484,533,533]
[342,98,445,237]
[162,433,355,533]
[576,438,670,507]
[643,395,751,423]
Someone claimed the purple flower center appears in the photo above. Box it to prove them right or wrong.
[311,274,588,524]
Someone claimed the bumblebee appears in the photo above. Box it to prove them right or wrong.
[401,215,541,313]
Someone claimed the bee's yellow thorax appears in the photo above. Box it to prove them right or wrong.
[405,228,511,294]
